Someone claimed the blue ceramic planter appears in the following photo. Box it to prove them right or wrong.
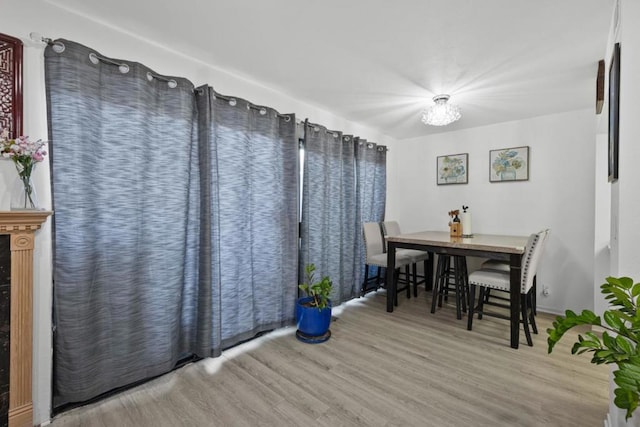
[296,296,332,342]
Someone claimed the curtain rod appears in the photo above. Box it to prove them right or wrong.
[41,34,291,117]
[195,88,291,121]
[303,119,389,151]
[305,120,344,139]
[29,32,65,51]
[35,34,183,89]
[34,33,381,135]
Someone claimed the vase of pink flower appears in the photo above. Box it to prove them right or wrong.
[0,129,47,210]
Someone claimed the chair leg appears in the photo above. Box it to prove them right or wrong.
[432,255,469,319]
[361,264,370,297]
[430,265,440,313]
[528,289,538,334]
[453,258,462,320]
[437,256,445,307]
[442,256,450,304]
[467,284,476,330]
[520,294,533,346]
[405,265,411,299]
[412,263,418,298]
[532,276,537,316]
[477,287,485,320]
[455,256,467,314]
[462,258,469,310]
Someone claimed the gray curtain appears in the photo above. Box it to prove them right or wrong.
[46,40,202,407]
[195,86,298,354]
[46,38,379,410]
[355,139,387,285]
[300,123,357,304]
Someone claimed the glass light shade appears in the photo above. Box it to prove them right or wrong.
[421,94,462,126]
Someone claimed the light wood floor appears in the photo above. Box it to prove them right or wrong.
[49,290,609,427]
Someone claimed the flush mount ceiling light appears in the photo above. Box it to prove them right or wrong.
[421,94,462,126]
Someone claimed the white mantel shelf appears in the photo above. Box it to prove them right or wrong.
[0,210,51,427]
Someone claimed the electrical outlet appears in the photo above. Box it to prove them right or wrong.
[542,286,550,296]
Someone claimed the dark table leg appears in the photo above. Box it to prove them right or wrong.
[509,254,522,349]
[426,252,434,291]
[386,241,396,312]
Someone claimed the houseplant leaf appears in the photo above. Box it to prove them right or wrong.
[547,276,640,420]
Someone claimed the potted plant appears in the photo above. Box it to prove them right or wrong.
[547,276,640,420]
[296,263,333,343]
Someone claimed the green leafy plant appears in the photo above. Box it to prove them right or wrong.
[298,264,332,310]
[547,276,640,420]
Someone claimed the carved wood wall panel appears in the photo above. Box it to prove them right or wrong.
[0,34,23,138]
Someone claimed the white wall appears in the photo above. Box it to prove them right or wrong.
[386,109,597,315]
[0,1,394,424]
[594,131,611,317]
[611,0,640,280]
[0,0,627,424]
[607,0,640,426]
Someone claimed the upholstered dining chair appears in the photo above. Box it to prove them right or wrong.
[466,229,549,346]
[362,222,414,304]
[478,229,550,315]
[381,221,430,297]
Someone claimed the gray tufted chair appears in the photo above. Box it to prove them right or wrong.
[381,221,431,297]
[362,222,414,304]
[466,229,549,346]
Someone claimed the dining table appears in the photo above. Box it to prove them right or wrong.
[385,231,529,349]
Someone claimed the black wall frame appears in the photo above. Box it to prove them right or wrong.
[608,42,620,183]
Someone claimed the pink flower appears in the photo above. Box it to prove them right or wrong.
[0,128,47,174]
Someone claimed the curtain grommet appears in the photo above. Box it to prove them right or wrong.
[52,42,65,53]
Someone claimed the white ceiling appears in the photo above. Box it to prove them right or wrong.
[48,0,614,140]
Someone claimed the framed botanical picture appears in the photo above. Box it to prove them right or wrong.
[489,146,529,182]
[437,153,468,185]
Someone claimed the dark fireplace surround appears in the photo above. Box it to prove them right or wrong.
[1,235,9,427]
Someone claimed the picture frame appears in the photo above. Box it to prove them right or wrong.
[608,42,620,182]
[489,146,529,182]
[437,153,468,185]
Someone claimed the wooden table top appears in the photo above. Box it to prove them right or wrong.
[386,230,528,254]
